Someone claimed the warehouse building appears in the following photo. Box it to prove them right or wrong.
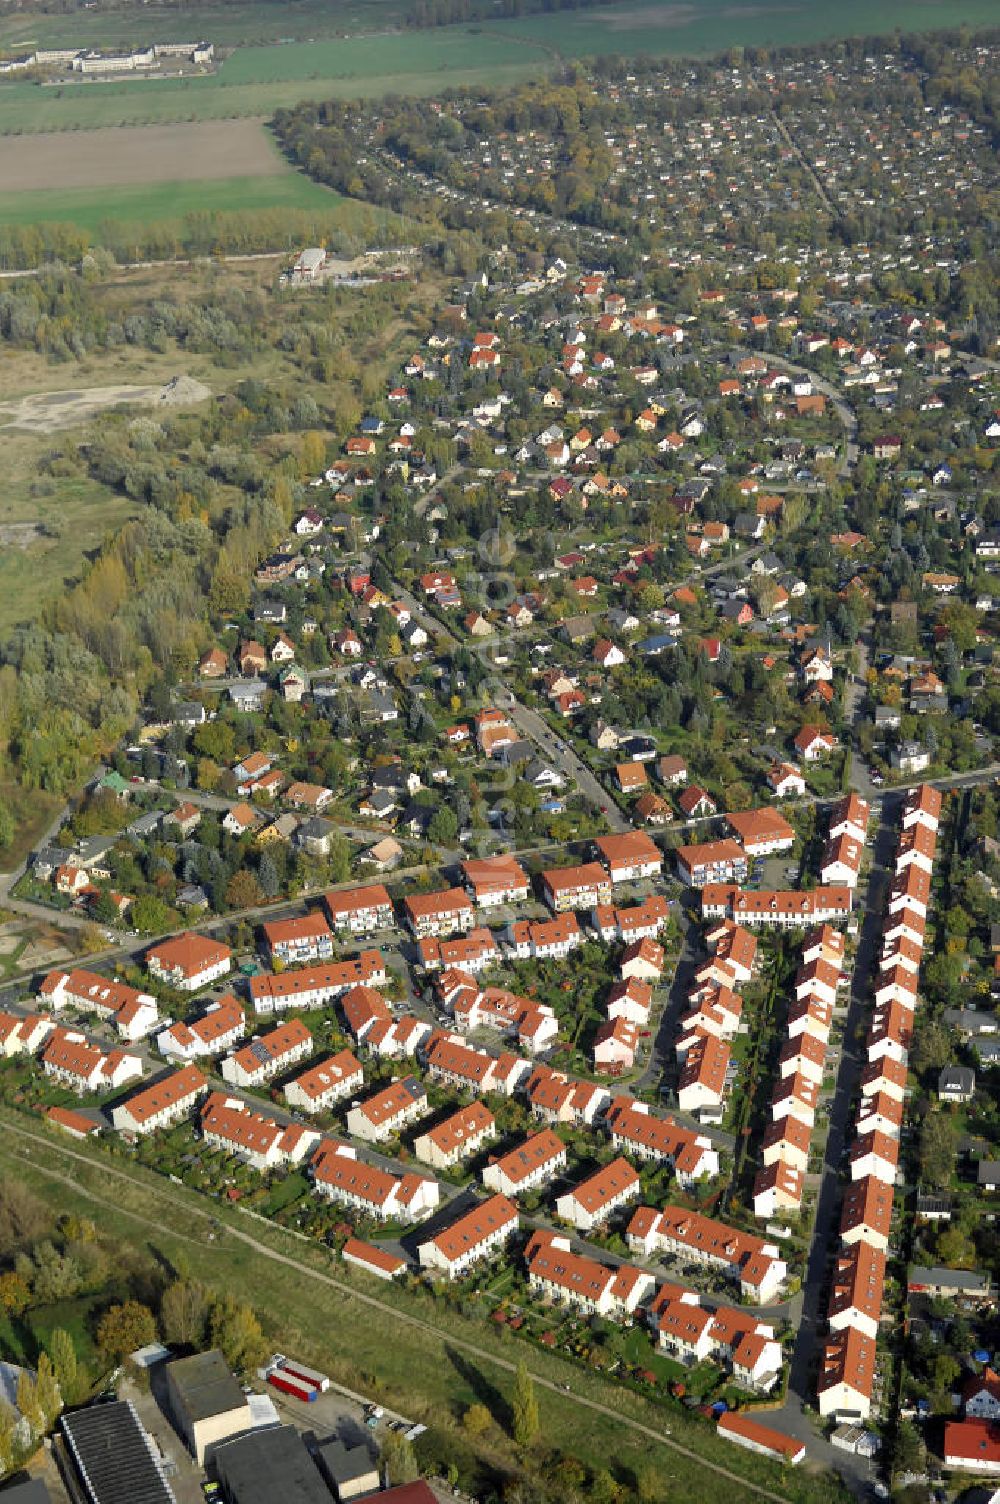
[165,1348,255,1464]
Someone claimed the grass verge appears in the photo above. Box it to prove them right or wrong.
[0,1109,848,1504]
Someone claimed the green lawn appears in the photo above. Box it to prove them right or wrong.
[26,1294,104,1365]
[0,1113,852,1504]
[256,1170,309,1216]
[219,29,538,84]
[0,479,136,638]
[0,172,341,235]
[489,0,1000,61]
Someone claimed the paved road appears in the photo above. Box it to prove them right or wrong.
[770,112,836,218]
[760,808,896,1494]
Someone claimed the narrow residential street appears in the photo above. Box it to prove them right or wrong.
[763,804,897,1494]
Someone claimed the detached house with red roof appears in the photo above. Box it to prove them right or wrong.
[794,725,838,762]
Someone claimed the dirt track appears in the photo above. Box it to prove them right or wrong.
[0,118,283,192]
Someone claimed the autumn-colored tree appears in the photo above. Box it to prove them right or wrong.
[0,1272,30,1316]
[161,1279,209,1350]
[225,870,264,910]
[462,1402,491,1436]
[34,1353,62,1429]
[300,430,327,479]
[511,1360,539,1448]
[208,1295,266,1373]
[96,1300,157,1362]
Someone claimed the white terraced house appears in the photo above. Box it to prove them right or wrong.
[417,1194,519,1278]
[283,1049,364,1113]
[220,1019,312,1088]
[111,1064,208,1135]
[481,1128,567,1198]
[323,884,395,935]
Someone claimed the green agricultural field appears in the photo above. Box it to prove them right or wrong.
[0,0,410,51]
[0,0,995,136]
[0,171,341,236]
[482,0,1000,61]
[220,27,539,84]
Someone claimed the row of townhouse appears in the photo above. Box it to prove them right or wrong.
[554,1156,640,1233]
[504,912,585,961]
[593,938,665,1076]
[526,1228,655,1319]
[650,1281,783,1392]
[753,915,847,1220]
[414,1100,496,1171]
[590,894,670,944]
[0,1012,54,1058]
[676,807,797,887]
[438,974,559,1055]
[283,1048,364,1114]
[341,983,432,1060]
[41,1028,143,1095]
[627,1205,787,1305]
[311,1139,440,1222]
[199,1093,320,1172]
[261,911,336,966]
[605,1097,719,1184]
[219,1017,313,1089]
[482,1127,568,1197]
[417,927,499,974]
[345,1074,428,1142]
[111,1063,209,1135]
[816,785,941,1424]
[540,832,664,911]
[249,950,388,1014]
[158,995,246,1062]
[700,884,854,929]
[817,793,870,890]
[675,918,759,1120]
[418,1193,519,1278]
[38,968,159,1041]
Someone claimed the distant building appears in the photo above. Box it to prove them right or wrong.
[292,248,327,281]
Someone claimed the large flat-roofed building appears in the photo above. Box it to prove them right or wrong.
[213,1424,333,1504]
[165,1349,254,1464]
[62,1399,176,1504]
[314,1437,380,1502]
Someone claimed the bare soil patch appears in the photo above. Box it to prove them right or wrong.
[0,118,284,193]
[0,374,210,433]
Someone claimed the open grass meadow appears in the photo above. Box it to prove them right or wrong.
[0,172,342,238]
[0,1112,850,1504]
